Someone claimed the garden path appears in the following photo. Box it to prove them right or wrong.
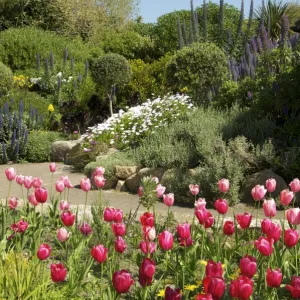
[0,163,285,223]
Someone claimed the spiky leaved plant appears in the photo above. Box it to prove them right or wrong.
[236,0,244,39]
[219,0,224,33]
[177,18,185,49]
[247,0,254,38]
[182,19,188,45]
[202,0,208,41]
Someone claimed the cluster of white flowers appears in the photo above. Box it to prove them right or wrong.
[81,94,194,149]
[57,72,73,83]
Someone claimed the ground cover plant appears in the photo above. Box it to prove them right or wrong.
[1,165,300,299]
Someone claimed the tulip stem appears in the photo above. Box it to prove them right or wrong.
[83,191,88,221]
[100,262,104,296]
[50,173,53,201]
[296,246,298,275]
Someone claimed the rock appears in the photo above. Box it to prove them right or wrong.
[115,165,139,180]
[50,140,79,162]
[242,169,287,203]
[65,143,84,165]
[96,148,119,161]
[116,180,128,192]
[125,168,165,193]
[103,179,118,190]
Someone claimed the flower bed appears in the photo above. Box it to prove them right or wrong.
[1,166,300,299]
[81,94,194,150]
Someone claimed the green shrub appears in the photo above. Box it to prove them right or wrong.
[0,62,13,96]
[165,42,228,102]
[84,151,138,180]
[0,27,93,71]
[212,81,239,109]
[25,131,65,162]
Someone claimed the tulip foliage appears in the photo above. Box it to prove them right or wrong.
[2,168,300,299]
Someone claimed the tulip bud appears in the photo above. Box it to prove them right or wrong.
[177,223,191,240]
[112,270,134,294]
[214,199,228,214]
[91,244,108,263]
[61,211,75,227]
[280,189,294,206]
[143,226,156,241]
[34,187,48,203]
[236,212,252,229]
[50,263,67,282]
[195,198,206,209]
[138,186,144,197]
[60,176,73,188]
[57,228,69,242]
[158,231,174,251]
[189,184,200,196]
[218,178,230,193]
[113,209,123,223]
[229,275,253,300]
[156,184,166,198]
[94,166,105,176]
[94,175,105,189]
[59,200,70,211]
[263,199,276,218]
[266,178,276,193]
[203,276,225,300]
[5,167,16,181]
[139,241,156,255]
[163,193,174,207]
[255,236,274,256]
[115,236,127,253]
[79,222,93,236]
[205,260,223,278]
[56,180,65,193]
[223,220,235,235]
[32,177,43,189]
[266,268,282,288]
[240,255,257,278]
[290,178,300,193]
[139,258,156,287]
[24,176,33,189]
[284,229,299,248]
[49,162,56,173]
[80,178,91,192]
[286,276,300,298]
[8,197,18,210]
[104,207,115,222]
[140,212,155,227]
[28,193,39,206]
[286,208,300,225]
[112,223,126,236]
[15,175,24,186]
[37,243,52,260]
[251,185,267,201]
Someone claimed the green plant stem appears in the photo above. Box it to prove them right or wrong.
[83,191,88,221]
[100,262,104,296]
[50,173,53,201]
[183,245,187,290]
[200,228,205,260]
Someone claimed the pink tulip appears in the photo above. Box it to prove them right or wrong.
[80,178,91,192]
[60,176,73,188]
[112,223,126,236]
[286,208,300,225]
[115,236,127,253]
[240,255,257,278]
[34,187,48,203]
[37,244,52,260]
[50,263,67,282]
[94,167,105,176]
[195,198,206,209]
[214,199,228,214]
[290,178,300,193]
[15,175,24,186]
[112,270,134,294]
[163,193,174,207]
[261,219,281,242]
[152,177,159,184]
[156,184,166,198]
[56,180,65,193]
[266,178,277,193]
[113,209,123,223]
[143,226,156,241]
[177,223,191,240]
[23,176,33,189]
[139,241,156,255]
[251,185,267,201]
[205,260,223,278]
[8,197,18,210]
[57,228,69,242]
[280,189,294,206]
[229,275,253,300]
[255,236,274,256]
[204,212,214,228]
[263,199,276,217]
[284,229,299,248]
[158,231,174,251]
[79,222,93,236]
[94,175,105,189]
[218,178,230,193]
[5,167,16,181]
[59,200,70,211]
[189,184,200,196]
[104,207,116,222]
[32,177,43,189]
[91,245,108,263]
[49,162,56,173]
[140,212,155,227]
[236,213,252,229]
[286,276,300,298]
[138,186,144,197]
[61,211,75,227]
[195,206,209,224]
[28,193,39,206]
[266,268,282,288]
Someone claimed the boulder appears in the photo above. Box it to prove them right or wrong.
[242,169,287,203]
[125,168,165,193]
[65,143,86,165]
[116,180,128,192]
[103,179,118,190]
[115,165,139,180]
[50,140,79,162]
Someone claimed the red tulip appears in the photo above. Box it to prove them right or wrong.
[5,167,16,181]
[28,193,38,206]
[15,175,24,186]
[263,199,276,217]
[280,189,294,206]
[205,260,223,278]
[143,226,156,241]
[112,270,134,294]
[286,276,300,298]
[49,162,56,173]
[50,263,67,282]
[163,193,174,207]
[284,229,299,248]
[79,222,93,236]
[236,213,252,229]
[229,275,253,300]
[251,185,267,201]
[189,184,200,196]
[59,200,70,211]
[165,286,182,299]
[94,166,105,176]
[223,220,235,235]
[112,223,126,236]
[113,209,123,223]
[80,177,91,192]
[32,177,43,189]
[158,231,174,251]
[290,178,300,193]
[94,175,105,188]
[8,197,18,210]
[214,199,228,214]
[139,241,156,255]
[61,211,75,227]
[91,244,108,263]
[240,255,257,278]
[203,276,225,300]
[140,212,155,227]
[195,294,213,300]
[56,180,65,193]
[177,223,191,240]
[266,178,276,193]
[286,208,300,225]
[104,207,115,222]
[37,243,52,260]
[255,236,274,256]
[218,178,230,193]
[139,258,155,287]
[57,228,69,242]
[34,187,48,203]
[204,212,214,228]
[24,176,33,189]
[115,236,127,253]
[11,220,28,233]
[266,268,282,287]
[156,184,166,198]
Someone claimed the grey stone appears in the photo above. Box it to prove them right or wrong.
[115,165,139,180]
[103,179,118,190]
[115,180,128,192]
[50,140,79,162]
[125,168,165,193]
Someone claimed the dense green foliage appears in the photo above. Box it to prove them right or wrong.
[0,62,13,96]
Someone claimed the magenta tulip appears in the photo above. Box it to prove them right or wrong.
[10,220,28,233]
[203,276,225,300]
[286,276,300,298]
[91,244,108,263]
[94,166,105,176]
[112,223,126,236]
[23,176,33,189]
[55,180,65,193]
[286,208,300,225]
[115,236,127,253]
[229,275,253,300]
[60,176,73,188]
[165,286,182,300]
[240,255,257,278]
[236,213,252,229]
[15,175,24,186]
[28,193,38,206]
[61,211,75,227]
[223,220,235,235]
[158,231,174,251]
[261,219,281,242]
[104,207,115,222]
[255,236,274,256]
[177,223,191,240]
[113,209,123,223]
[94,175,105,188]
[79,222,93,236]
[195,198,206,209]
[59,200,70,211]
[32,177,43,189]
[290,178,300,193]
[214,199,228,214]
[266,268,282,288]
[143,226,156,241]
[205,260,223,278]
[51,263,67,282]
[251,185,267,201]
[163,193,174,206]
[112,270,134,294]
[37,243,52,260]
[140,212,155,227]
[34,187,48,203]
[284,229,299,248]
[280,189,294,206]
[139,258,156,287]
[139,241,156,255]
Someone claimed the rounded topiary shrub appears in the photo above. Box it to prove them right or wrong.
[0,62,13,96]
[165,42,228,102]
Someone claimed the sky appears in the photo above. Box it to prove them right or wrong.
[140,0,261,23]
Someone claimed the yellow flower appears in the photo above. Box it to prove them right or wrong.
[184,284,198,291]
[157,289,165,297]
[196,280,202,287]
[200,260,208,266]
[48,104,54,113]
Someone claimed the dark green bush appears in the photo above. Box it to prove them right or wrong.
[0,62,13,96]
[165,42,228,102]
[212,81,239,109]
[25,131,65,162]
